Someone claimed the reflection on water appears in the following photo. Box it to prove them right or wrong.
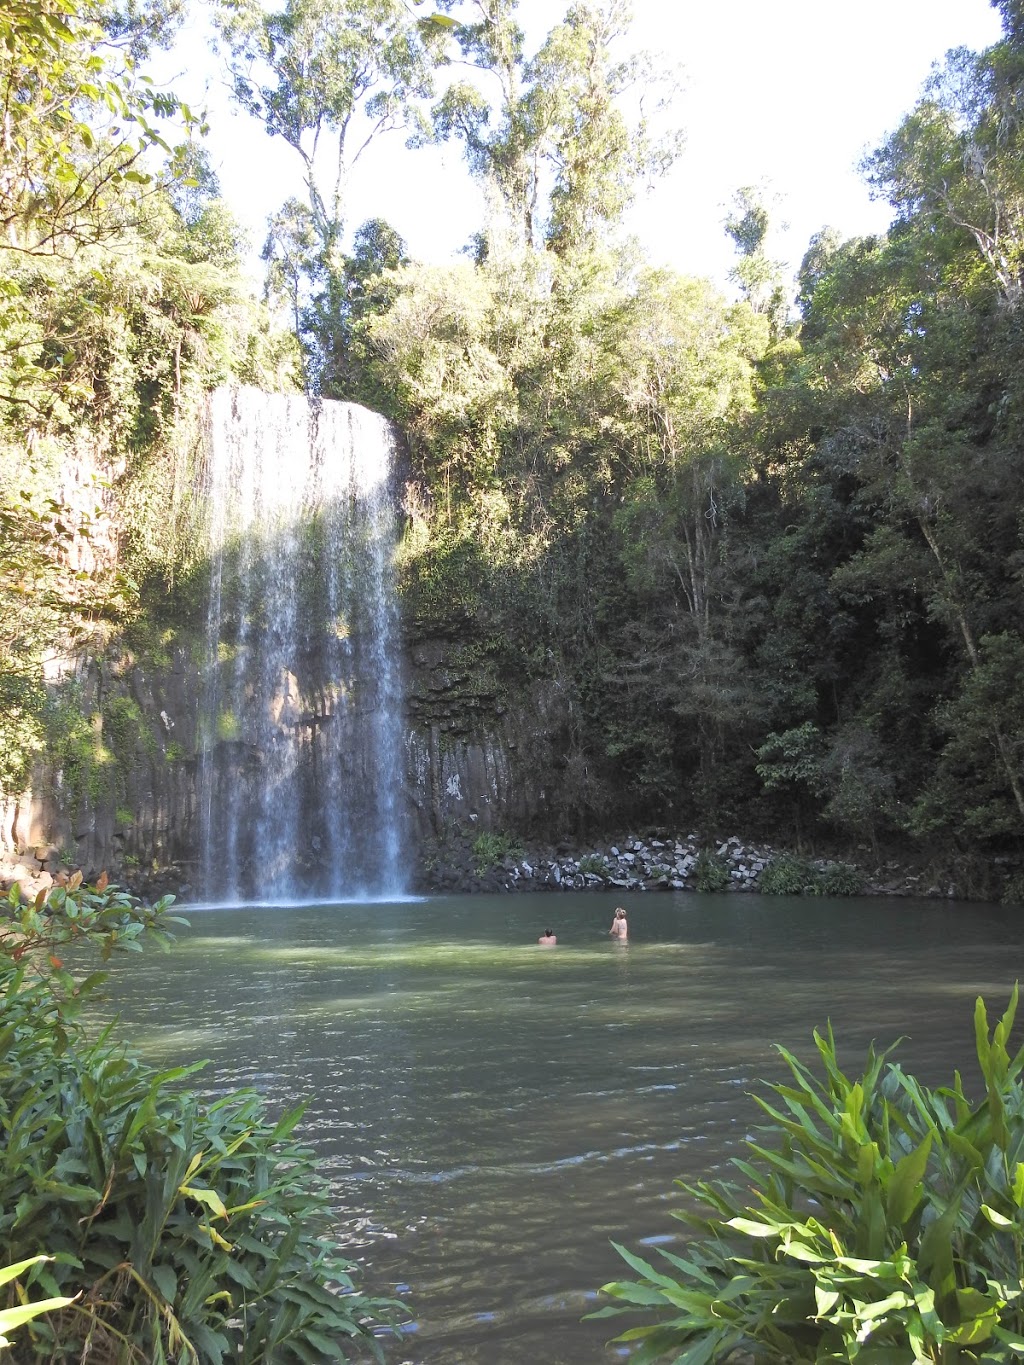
[95,892,1024,1364]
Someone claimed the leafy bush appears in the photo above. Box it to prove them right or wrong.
[760,854,863,896]
[472,830,521,874]
[1002,872,1024,906]
[693,850,729,893]
[814,859,864,896]
[594,988,1024,1363]
[759,851,814,894]
[1,872,184,969]
[578,853,609,878]
[1,879,402,1363]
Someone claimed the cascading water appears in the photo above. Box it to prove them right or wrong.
[197,387,405,902]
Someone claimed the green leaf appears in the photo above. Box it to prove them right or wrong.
[0,1295,75,1335]
[980,1203,1013,1228]
[0,1256,52,1287]
[885,1133,931,1225]
[608,1241,681,1289]
[148,1265,176,1303]
[725,1216,780,1238]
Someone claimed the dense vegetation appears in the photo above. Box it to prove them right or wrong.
[1,6,1023,1353]
[596,988,1024,1364]
[0,879,400,1360]
[1,0,1023,888]
[0,0,298,804]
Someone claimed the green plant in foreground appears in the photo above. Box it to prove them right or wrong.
[0,1259,73,1350]
[594,987,1024,1363]
[1,878,403,1362]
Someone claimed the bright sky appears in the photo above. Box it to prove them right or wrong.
[156,0,1004,292]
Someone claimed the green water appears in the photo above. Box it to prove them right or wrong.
[96,891,1024,1363]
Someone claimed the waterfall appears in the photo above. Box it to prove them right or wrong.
[197,387,405,902]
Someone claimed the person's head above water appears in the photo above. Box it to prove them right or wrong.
[614,907,626,919]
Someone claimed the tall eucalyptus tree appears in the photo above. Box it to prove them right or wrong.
[214,0,448,385]
[429,0,682,255]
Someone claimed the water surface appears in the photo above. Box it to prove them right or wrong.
[96,892,1024,1363]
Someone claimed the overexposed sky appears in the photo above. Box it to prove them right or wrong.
[155,0,1003,292]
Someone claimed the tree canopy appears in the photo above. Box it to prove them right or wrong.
[1,0,1023,890]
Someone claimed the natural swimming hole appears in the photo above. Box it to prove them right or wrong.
[96,891,1024,1363]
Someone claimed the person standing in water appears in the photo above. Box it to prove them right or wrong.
[538,929,557,946]
[608,906,628,940]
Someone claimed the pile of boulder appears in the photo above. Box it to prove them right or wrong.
[500,834,775,893]
[0,845,66,904]
[0,846,186,905]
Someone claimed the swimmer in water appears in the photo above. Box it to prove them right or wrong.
[609,906,628,940]
[538,929,557,946]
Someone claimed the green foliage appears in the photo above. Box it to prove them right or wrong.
[755,721,824,797]
[1,872,185,975]
[7,0,1024,879]
[430,0,682,256]
[814,860,865,896]
[1,983,401,1362]
[472,830,521,874]
[103,694,156,766]
[693,850,729,894]
[0,0,196,421]
[759,851,816,895]
[0,0,182,259]
[595,988,1024,1363]
[912,633,1024,841]
[216,0,445,388]
[760,854,863,897]
[0,99,292,807]
[0,1258,73,1352]
[0,477,132,793]
[578,853,609,878]
[0,879,402,1362]
[1002,872,1024,907]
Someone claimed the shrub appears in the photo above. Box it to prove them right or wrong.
[814,859,864,896]
[0,879,402,1363]
[578,853,609,878]
[594,988,1024,1363]
[1002,871,1024,906]
[759,852,814,894]
[760,854,864,896]
[472,830,521,874]
[693,850,729,893]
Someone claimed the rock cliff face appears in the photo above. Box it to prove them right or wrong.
[404,638,572,843]
[2,629,574,894]
[2,644,203,885]
[1,394,579,893]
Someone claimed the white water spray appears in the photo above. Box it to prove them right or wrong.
[197,387,405,901]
